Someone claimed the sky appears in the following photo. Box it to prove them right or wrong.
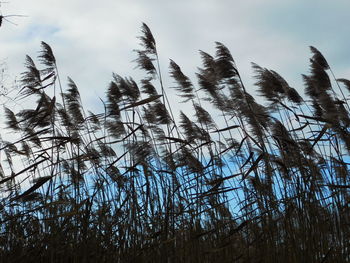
[1,0,350,112]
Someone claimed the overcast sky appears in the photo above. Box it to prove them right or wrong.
[1,0,350,111]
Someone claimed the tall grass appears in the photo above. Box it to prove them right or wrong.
[0,24,349,262]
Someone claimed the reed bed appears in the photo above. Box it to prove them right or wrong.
[0,24,349,262]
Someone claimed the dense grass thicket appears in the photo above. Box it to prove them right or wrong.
[0,24,350,262]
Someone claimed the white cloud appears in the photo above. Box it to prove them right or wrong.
[1,0,349,113]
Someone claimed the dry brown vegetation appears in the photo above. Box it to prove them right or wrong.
[0,24,349,262]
